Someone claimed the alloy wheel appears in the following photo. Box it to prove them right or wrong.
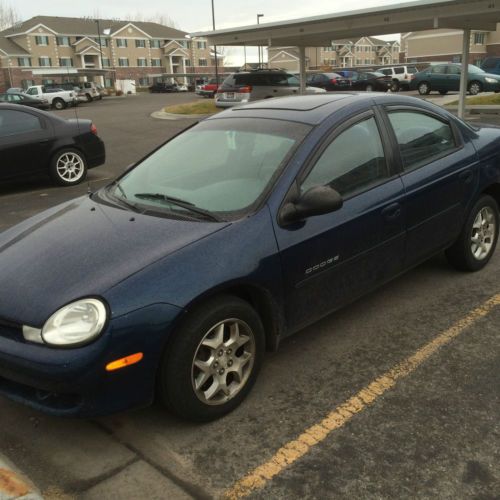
[56,152,85,183]
[471,206,496,260]
[469,82,481,95]
[191,319,256,406]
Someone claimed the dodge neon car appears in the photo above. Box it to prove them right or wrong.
[0,93,499,421]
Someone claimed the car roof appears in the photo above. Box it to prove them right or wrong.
[207,93,448,126]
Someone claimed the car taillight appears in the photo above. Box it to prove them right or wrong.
[330,78,337,84]
[90,123,97,135]
[411,74,416,80]
[238,85,252,93]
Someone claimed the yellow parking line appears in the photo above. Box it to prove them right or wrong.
[224,293,500,499]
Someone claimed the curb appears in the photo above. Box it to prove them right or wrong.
[0,455,42,500]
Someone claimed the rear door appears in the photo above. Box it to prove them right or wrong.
[445,65,461,91]
[429,65,448,90]
[382,106,478,267]
[0,109,54,180]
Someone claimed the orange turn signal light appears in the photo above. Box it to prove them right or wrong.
[106,352,144,372]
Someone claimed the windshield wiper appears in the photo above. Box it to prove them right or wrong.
[106,181,141,212]
[134,193,221,222]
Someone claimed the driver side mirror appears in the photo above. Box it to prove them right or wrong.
[280,185,343,225]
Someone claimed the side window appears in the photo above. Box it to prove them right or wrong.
[380,69,391,75]
[0,110,43,137]
[447,66,460,75]
[394,67,405,74]
[287,74,300,86]
[388,111,457,170]
[26,87,38,95]
[431,65,447,74]
[301,117,388,197]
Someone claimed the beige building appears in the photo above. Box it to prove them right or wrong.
[402,25,500,65]
[0,16,223,91]
[268,37,400,72]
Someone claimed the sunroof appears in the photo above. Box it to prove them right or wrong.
[232,94,353,112]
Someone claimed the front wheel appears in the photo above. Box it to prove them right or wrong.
[86,93,93,102]
[391,81,400,92]
[52,98,66,110]
[365,84,374,92]
[445,195,499,271]
[469,81,482,95]
[158,295,265,421]
[418,81,431,95]
[49,149,87,186]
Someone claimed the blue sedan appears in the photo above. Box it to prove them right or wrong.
[0,93,499,421]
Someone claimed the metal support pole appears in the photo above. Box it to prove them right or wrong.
[211,0,219,86]
[95,19,105,85]
[458,28,470,119]
[299,46,306,94]
[257,14,264,68]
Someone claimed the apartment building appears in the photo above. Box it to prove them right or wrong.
[402,25,500,66]
[0,16,222,91]
[268,37,400,72]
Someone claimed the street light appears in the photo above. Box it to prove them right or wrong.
[257,14,264,67]
[211,0,219,87]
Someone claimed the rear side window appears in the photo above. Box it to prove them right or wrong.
[407,66,417,73]
[301,117,388,197]
[388,111,457,170]
[431,65,447,74]
[380,69,391,75]
[394,67,405,74]
[0,110,43,137]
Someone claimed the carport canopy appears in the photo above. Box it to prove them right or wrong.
[191,0,500,117]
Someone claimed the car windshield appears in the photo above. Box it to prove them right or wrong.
[110,118,311,219]
[468,64,484,73]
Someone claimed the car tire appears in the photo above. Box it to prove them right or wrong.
[418,82,431,95]
[49,148,88,186]
[445,194,499,272]
[439,90,448,95]
[52,98,66,110]
[391,80,400,92]
[468,81,482,95]
[158,295,265,422]
[85,93,93,102]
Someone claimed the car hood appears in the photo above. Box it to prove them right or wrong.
[0,195,229,326]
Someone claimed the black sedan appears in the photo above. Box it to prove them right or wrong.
[0,103,105,186]
[0,92,50,110]
[149,82,178,93]
[306,72,351,91]
[336,70,392,91]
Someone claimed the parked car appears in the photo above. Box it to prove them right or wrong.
[346,71,393,91]
[149,82,178,93]
[376,65,418,91]
[95,84,109,98]
[481,57,500,75]
[196,78,223,98]
[306,72,352,91]
[176,83,189,92]
[24,85,77,110]
[410,63,500,95]
[79,82,101,102]
[0,103,105,186]
[0,93,498,421]
[215,69,325,108]
[0,92,50,110]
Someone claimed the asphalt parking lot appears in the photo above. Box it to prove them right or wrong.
[0,92,499,500]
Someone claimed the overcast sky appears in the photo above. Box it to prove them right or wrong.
[10,0,404,65]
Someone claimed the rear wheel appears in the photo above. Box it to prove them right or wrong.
[418,81,431,95]
[52,98,66,110]
[391,80,400,92]
[49,148,87,186]
[445,195,499,271]
[468,81,482,95]
[86,93,92,102]
[158,295,265,421]
[365,84,374,92]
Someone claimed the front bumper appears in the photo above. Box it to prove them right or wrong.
[0,303,182,417]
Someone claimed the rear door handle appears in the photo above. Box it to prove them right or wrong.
[382,202,402,221]
[459,170,473,183]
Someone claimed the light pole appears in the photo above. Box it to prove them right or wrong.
[95,19,105,85]
[211,0,219,86]
[257,14,264,67]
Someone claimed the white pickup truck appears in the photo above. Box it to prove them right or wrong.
[24,85,77,110]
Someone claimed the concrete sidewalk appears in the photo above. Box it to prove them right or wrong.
[0,455,42,500]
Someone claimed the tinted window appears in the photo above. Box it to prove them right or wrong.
[302,117,388,197]
[407,66,417,73]
[482,58,500,70]
[431,65,447,73]
[0,110,42,137]
[394,67,405,74]
[388,111,456,170]
[447,65,461,75]
[267,73,289,86]
[380,69,391,75]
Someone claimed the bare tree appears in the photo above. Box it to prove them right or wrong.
[0,0,20,31]
[124,11,178,28]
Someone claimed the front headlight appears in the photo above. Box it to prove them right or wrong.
[23,299,107,347]
[485,77,498,84]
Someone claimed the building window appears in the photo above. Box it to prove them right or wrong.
[93,37,109,47]
[474,58,483,67]
[197,41,207,49]
[135,39,146,48]
[17,57,32,67]
[56,36,70,46]
[35,35,49,46]
[356,59,361,65]
[364,59,370,65]
[137,57,147,67]
[150,39,161,48]
[59,58,73,67]
[474,33,486,45]
[21,79,35,89]
[104,77,113,87]
[151,58,161,67]
[118,57,129,67]
[452,55,462,63]
[198,58,207,66]
[42,79,54,85]
[138,77,149,86]
[185,59,191,67]
[38,57,52,67]
[102,58,111,67]
[116,39,128,48]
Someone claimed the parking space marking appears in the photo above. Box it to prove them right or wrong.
[224,293,500,499]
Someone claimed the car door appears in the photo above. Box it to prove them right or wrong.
[0,108,54,180]
[272,111,407,331]
[445,65,461,91]
[383,106,478,267]
[429,65,448,90]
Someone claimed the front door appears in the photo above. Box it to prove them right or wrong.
[273,112,406,332]
[429,64,449,90]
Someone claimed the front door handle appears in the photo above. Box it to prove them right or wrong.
[459,170,473,183]
[382,202,402,221]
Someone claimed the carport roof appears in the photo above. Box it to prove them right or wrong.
[191,0,500,46]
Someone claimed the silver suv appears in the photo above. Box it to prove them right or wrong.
[215,69,325,108]
[376,65,418,91]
